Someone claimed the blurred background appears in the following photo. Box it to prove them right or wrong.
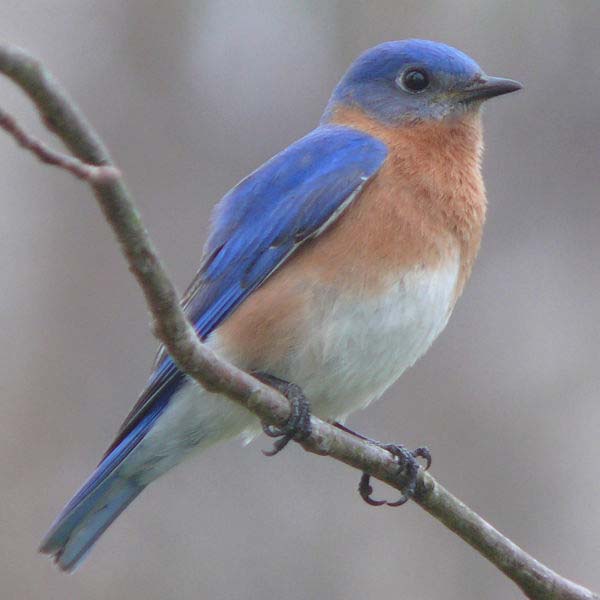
[0,1,599,599]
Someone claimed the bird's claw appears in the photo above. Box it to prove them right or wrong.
[253,372,312,456]
[359,444,431,507]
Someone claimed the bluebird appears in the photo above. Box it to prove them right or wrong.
[40,39,521,571]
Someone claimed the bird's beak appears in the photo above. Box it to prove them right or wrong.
[459,76,523,102]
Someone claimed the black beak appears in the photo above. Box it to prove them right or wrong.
[460,76,523,102]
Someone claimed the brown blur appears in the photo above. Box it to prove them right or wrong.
[1,2,599,599]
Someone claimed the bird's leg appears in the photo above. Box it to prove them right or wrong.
[252,372,312,456]
[333,421,431,507]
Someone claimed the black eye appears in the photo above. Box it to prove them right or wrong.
[400,68,430,92]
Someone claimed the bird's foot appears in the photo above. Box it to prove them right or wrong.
[359,444,431,507]
[358,444,431,506]
[252,372,312,456]
[332,422,430,507]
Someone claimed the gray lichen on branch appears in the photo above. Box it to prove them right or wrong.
[0,42,596,600]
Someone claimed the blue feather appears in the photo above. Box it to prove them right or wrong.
[105,124,385,477]
[40,124,386,570]
[190,124,387,338]
[39,371,186,571]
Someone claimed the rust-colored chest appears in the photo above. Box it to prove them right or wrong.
[216,110,487,366]
[313,107,487,299]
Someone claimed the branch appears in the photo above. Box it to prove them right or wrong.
[0,108,120,183]
[0,43,596,600]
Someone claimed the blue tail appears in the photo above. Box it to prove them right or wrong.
[40,470,143,572]
[39,417,156,571]
[41,372,185,571]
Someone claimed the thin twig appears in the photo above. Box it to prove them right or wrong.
[0,43,596,600]
[0,107,120,183]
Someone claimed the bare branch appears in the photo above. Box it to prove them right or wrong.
[0,43,596,600]
[0,107,119,183]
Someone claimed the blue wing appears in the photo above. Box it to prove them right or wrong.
[39,126,387,570]
[104,124,387,457]
[185,124,387,339]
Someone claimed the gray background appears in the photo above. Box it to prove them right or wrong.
[1,2,599,599]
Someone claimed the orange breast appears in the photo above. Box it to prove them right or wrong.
[216,108,487,369]
[327,105,487,298]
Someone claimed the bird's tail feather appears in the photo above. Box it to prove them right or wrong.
[39,467,144,572]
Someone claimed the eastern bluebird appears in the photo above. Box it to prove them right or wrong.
[40,39,521,570]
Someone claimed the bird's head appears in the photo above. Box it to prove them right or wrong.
[322,39,521,124]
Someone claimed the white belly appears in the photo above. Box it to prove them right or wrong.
[270,256,461,421]
[128,254,460,480]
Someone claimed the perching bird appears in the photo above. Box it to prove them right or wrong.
[40,39,521,571]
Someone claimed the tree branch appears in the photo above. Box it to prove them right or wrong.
[0,43,596,600]
[0,107,119,183]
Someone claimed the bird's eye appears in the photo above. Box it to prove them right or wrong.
[399,68,430,93]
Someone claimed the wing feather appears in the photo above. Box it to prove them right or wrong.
[104,125,387,457]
